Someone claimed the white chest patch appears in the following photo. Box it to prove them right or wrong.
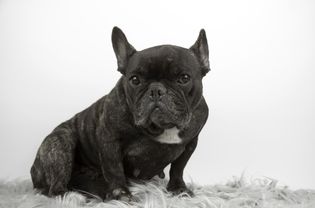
[155,127,182,144]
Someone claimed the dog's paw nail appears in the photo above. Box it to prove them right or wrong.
[158,171,165,179]
[167,186,194,197]
[108,187,132,201]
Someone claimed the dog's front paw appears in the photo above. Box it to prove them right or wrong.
[105,187,132,202]
[167,181,194,197]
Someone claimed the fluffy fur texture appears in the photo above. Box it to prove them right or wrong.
[0,176,314,208]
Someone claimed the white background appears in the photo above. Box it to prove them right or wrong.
[0,0,314,189]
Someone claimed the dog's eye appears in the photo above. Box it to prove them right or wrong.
[178,74,191,84]
[129,75,141,86]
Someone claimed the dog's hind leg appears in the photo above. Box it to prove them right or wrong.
[31,125,77,197]
[31,155,49,195]
[68,167,109,200]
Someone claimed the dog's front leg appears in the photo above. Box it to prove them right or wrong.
[98,140,131,201]
[167,137,198,196]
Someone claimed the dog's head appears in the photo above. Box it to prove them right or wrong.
[112,27,210,136]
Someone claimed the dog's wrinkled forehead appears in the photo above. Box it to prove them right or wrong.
[126,45,200,79]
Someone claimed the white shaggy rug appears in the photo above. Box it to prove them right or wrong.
[0,176,314,208]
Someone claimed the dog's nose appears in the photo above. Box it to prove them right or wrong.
[149,82,166,101]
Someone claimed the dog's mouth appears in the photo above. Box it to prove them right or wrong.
[138,105,177,136]
[134,97,190,135]
[150,107,176,128]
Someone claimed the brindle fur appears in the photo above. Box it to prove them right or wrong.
[31,27,210,200]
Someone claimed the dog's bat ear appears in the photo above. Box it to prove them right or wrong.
[190,29,210,76]
[112,26,136,75]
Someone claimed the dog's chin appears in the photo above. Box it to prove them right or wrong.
[144,122,164,136]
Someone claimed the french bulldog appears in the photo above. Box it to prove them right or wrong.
[30,27,210,201]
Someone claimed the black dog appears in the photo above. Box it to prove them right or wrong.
[31,27,210,200]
